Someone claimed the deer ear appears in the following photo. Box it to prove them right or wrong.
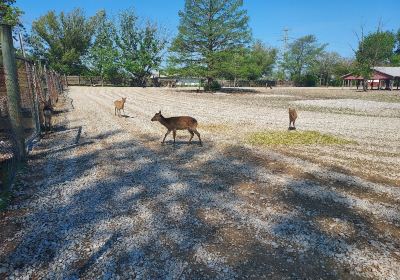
[159,110,161,114]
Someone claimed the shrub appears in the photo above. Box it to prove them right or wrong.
[204,80,221,92]
[293,74,318,87]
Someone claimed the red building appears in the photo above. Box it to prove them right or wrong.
[342,67,400,90]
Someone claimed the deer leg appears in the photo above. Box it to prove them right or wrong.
[115,107,117,116]
[193,129,202,146]
[162,130,171,144]
[173,129,177,144]
[188,130,194,144]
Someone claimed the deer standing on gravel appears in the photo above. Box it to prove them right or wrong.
[151,110,202,146]
[43,102,53,133]
[288,108,298,130]
[114,97,127,117]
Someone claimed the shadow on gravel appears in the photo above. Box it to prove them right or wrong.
[1,126,398,279]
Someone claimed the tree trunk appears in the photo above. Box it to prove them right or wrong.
[363,79,368,92]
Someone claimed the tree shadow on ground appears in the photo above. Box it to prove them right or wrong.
[0,123,399,279]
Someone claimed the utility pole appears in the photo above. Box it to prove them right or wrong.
[1,24,26,159]
[281,28,290,52]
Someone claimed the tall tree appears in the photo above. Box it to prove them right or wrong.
[28,8,96,74]
[314,51,350,86]
[281,35,327,85]
[85,10,119,85]
[0,0,23,26]
[353,27,396,90]
[115,9,166,86]
[218,41,277,84]
[169,0,251,86]
[249,41,278,79]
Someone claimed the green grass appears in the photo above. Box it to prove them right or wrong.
[248,130,356,146]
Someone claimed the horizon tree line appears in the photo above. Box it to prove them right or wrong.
[2,0,400,89]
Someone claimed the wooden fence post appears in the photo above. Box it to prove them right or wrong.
[19,32,41,135]
[1,24,26,160]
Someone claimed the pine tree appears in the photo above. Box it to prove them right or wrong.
[168,0,251,86]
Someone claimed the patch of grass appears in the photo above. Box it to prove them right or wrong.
[248,130,356,146]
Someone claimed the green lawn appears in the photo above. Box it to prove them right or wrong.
[248,130,355,146]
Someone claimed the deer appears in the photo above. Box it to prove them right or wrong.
[114,97,127,117]
[151,110,202,146]
[288,108,298,130]
[43,102,53,133]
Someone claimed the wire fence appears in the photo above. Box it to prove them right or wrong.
[0,53,65,195]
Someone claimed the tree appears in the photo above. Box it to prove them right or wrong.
[85,10,119,85]
[353,27,396,90]
[314,52,351,86]
[168,0,251,86]
[0,0,23,26]
[248,41,277,79]
[391,29,400,66]
[218,41,277,85]
[28,8,96,74]
[115,9,166,86]
[281,35,327,86]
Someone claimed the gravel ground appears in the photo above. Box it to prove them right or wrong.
[0,87,399,279]
[293,99,400,117]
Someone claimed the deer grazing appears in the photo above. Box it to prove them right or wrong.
[151,110,202,146]
[288,108,298,130]
[114,97,127,117]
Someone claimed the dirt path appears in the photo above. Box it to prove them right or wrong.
[0,87,399,279]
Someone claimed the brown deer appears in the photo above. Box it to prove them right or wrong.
[43,102,53,133]
[114,97,127,117]
[288,108,298,130]
[151,110,202,146]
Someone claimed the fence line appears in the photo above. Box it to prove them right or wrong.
[0,24,65,199]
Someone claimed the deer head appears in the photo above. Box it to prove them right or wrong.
[151,110,162,121]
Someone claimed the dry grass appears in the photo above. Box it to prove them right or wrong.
[248,130,356,146]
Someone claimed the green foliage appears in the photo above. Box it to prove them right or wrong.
[115,9,167,86]
[293,73,318,87]
[169,0,251,85]
[203,80,221,91]
[28,8,96,75]
[281,35,327,83]
[0,0,23,26]
[218,41,277,82]
[249,130,355,146]
[85,10,120,83]
[314,52,353,86]
[250,41,278,78]
[353,28,397,81]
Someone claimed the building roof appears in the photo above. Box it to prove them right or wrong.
[373,67,400,78]
[342,67,400,80]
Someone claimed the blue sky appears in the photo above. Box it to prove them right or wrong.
[17,0,400,58]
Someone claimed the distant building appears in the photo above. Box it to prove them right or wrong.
[342,67,400,90]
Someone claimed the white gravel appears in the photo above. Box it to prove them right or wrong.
[1,87,399,279]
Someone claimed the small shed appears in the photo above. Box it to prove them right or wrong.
[342,67,400,90]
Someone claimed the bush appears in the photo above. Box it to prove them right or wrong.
[293,74,318,87]
[204,80,221,92]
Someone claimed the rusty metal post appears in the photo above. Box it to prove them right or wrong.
[1,24,26,159]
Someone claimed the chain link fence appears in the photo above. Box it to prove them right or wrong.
[0,52,65,196]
